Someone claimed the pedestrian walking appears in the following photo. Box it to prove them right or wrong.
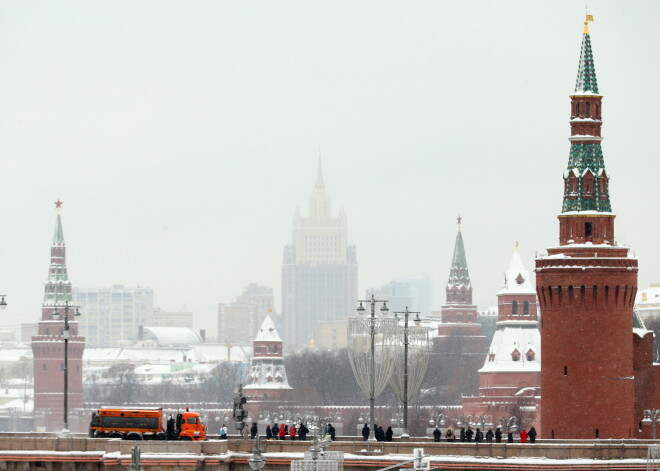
[250,422,258,439]
[460,427,466,442]
[485,428,494,443]
[220,424,228,440]
[465,427,473,442]
[528,427,537,443]
[507,431,513,443]
[290,424,297,439]
[242,424,250,439]
[266,425,273,440]
[385,426,393,442]
[520,428,528,443]
[475,428,483,443]
[278,424,286,440]
[362,424,370,441]
[325,423,335,440]
[433,427,441,442]
[445,427,454,441]
[495,427,502,443]
[301,424,309,440]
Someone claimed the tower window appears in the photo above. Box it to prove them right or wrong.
[586,102,591,117]
[576,102,580,117]
[512,300,518,315]
[42,363,47,372]
[523,301,530,315]
[564,366,568,376]
[512,351,520,362]
[585,222,593,238]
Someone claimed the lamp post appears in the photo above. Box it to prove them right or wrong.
[428,414,446,428]
[393,308,422,439]
[52,301,80,433]
[644,409,660,439]
[498,416,518,436]
[471,415,494,431]
[356,294,389,442]
[248,435,266,471]
[0,295,7,310]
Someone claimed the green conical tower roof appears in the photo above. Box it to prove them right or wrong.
[43,200,72,306]
[574,27,599,94]
[52,212,65,246]
[561,19,612,214]
[448,216,471,288]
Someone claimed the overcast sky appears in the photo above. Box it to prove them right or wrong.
[0,1,658,334]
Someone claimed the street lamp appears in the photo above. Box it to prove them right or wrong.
[471,415,494,430]
[498,416,518,436]
[428,414,446,428]
[51,301,80,433]
[643,409,660,439]
[391,307,429,439]
[348,294,398,442]
[248,435,266,470]
[0,295,7,310]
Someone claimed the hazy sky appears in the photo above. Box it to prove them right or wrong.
[0,1,658,334]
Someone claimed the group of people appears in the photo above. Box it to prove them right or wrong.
[432,426,537,444]
[238,422,336,441]
[361,424,395,442]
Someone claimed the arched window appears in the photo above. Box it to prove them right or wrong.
[526,351,535,361]
[576,102,580,116]
[512,351,520,362]
[523,301,530,315]
[511,301,518,315]
[564,366,568,376]
[42,363,47,372]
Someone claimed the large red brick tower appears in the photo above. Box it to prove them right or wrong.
[536,17,637,439]
[31,201,86,431]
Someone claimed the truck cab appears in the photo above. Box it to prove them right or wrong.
[178,411,206,440]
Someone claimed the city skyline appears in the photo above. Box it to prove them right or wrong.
[0,2,658,334]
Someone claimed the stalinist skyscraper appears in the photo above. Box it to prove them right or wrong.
[282,160,358,350]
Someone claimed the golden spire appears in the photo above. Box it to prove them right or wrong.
[584,12,594,34]
[515,240,520,251]
[457,214,462,233]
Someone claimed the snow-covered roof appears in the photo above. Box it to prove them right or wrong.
[498,246,534,296]
[479,322,541,374]
[636,285,660,308]
[254,315,282,342]
[143,326,202,346]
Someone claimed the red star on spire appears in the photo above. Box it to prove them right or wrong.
[54,199,63,210]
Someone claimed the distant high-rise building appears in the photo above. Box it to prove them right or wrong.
[282,160,358,350]
[152,308,193,329]
[31,201,85,431]
[73,285,154,347]
[218,283,275,345]
[366,274,433,317]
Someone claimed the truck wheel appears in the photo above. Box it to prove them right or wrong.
[109,432,124,439]
[179,436,192,441]
[126,433,142,441]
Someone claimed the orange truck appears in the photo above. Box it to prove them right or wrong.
[89,407,207,440]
